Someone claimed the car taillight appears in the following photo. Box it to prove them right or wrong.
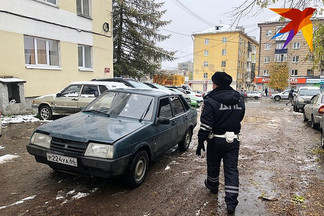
[318,106,324,114]
[195,95,200,97]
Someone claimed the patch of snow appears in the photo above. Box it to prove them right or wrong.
[0,195,36,210]
[2,115,43,125]
[165,165,171,170]
[72,192,89,199]
[0,154,19,164]
[56,196,64,200]
[0,145,5,150]
[67,190,75,195]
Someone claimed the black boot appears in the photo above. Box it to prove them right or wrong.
[204,179,218,194]
[227,205,236,214]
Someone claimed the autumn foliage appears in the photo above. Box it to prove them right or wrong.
[268,62,289,91]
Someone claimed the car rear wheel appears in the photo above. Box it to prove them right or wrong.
[303,112,308,122]
[127,150,149,188]
[311,116,318,129]
[274,96,280,101]
[39,105,53,120]
[178,129,193,152]
[254,96,259,100]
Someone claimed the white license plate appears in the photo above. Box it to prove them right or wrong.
[46,153,78,167]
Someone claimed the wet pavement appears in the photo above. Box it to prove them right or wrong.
[0,97,324,216]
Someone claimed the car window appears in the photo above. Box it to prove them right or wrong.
[158,98,172,119]
[60,85,82,97]
[99,85,108,94]
[299,89,321,96]
[311,95,319,104]
[170,97,185,116]
[81,85,99,98]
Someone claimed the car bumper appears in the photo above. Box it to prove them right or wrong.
[26,144,131,178]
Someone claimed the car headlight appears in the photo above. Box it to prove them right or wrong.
[85,143,114,159]
[30,132,51,148]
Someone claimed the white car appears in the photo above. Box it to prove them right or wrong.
[246,91,262,99]
[271,89,296,101]
[32,81,128,120]
[304,93,324,129]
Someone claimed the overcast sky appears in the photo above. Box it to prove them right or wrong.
[158,0,280,69]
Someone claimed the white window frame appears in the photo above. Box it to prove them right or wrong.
[222,49,226,56]
[291,69,298,76]
[293,42,300,49]
[263,70,269,76]
[222,37,227,43]
[203,61,208,67]
[77,0,92,18]
[292,56,299,63]
[275,54,287,62]
[264,56,270,63]
[204,50,208,56]
[265,43,271,50]
[24,35,60,68]
[203,73,208,79]
[35,0,58,6]
[276,42,285,49]
[266,30,272,37]
[204,38,209,45]
[78,44,93,70]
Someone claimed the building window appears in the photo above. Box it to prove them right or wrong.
[24,35,59,67]
[293,42,300,49]
[204,38,209,45]
[265,43,271,50]
[263,70,269,76]
[203,73,208,79]
[292,56,299,63]
[204,50,208,56]
[78,45,92,69]
[291,69,298,76]
[266,30,272,37]
[222,37,227,43]
[264,56,270,63]
[276,42,285,49]
[307,69,314,76]
[221,61,226,67]
[275,54,287,62]
[222,49,226,56]
[77,0,91,17]
[203,61,208,67]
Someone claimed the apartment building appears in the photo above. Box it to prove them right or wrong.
[192,24,259,91]
[257,16,324,91]
[0,0,113,97]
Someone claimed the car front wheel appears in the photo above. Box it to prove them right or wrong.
[303,112,308,122]
[127,150,149,188]
[178,129,193,151]
[39,105,53,120]
[274,96,280,101]
[311,116,318,129]
[321,130,324,149]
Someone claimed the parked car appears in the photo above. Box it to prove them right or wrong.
[27,89,197,188]
[293,86,321,112]
[32,81,127,120]
[92,77,150,89]
[166,86,202,107]
[303,93,324,129]
[239,91,247,99]
[0,109,2,138]
[271,89,297,101]
[246,91,262,99]
[319,113,324,148]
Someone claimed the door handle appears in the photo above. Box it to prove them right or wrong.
[72,98,78,101]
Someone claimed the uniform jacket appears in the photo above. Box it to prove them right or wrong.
[198,86,245,141]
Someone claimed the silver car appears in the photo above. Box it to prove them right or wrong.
[293,86,321,112]
[32,81,127,120]
[303,93,324,129]
[271,89,296,101]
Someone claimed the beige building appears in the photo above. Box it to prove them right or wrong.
[192,25,259,92]
[257,16,324,91]
[0,0,113,97]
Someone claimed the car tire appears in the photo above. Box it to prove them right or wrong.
[274,96,280,101]
[311,116,318,129]
[254,96,259,100]
[178,129,193,152]
[127,150,149,188]
[39,105,53,120]
[321,130,324,149]
[293,106,297,112]
[303,112,308,122]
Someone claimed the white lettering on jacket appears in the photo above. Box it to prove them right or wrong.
[219,103,242,110]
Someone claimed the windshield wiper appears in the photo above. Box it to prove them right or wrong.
[139,99,153,122]
[83,110,110,117]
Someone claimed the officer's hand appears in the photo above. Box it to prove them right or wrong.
[196,139,205,156]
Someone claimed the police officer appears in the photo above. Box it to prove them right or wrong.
[196,71,245,214]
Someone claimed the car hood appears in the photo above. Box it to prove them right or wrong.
[34,94,56,102]
[36,112,147,144]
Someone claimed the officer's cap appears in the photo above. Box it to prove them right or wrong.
[211,71,232,86]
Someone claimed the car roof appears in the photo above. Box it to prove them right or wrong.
[70,81,127,88]
[108,88,181,97]
[298,86,320,90]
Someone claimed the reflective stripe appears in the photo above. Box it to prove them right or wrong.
[201,123,212,130]
[207,176,219,182]
[225,186,239,190]
[225,189,239,194]
[200,126,211,131]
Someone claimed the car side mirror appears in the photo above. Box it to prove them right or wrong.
[158,117,170,124]
[56,93,62,97]
[185,91,191,94]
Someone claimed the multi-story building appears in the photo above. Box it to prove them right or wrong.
[178,60,193,81]
[192,24,259,91]
[0,0,113,97]
[257,16,324,91]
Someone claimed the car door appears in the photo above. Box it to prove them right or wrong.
[78,85,99,110]
[170,96,188,145]
[54,84,82,114]
[305,95,319,119]
[282,91,289,99]
[153,97,177,154]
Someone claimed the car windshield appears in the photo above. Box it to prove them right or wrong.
[299,89,321,96]
[169,88,184,94]
[152,83,170,90]
[127,80,150,89]
[85,92,154,121]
